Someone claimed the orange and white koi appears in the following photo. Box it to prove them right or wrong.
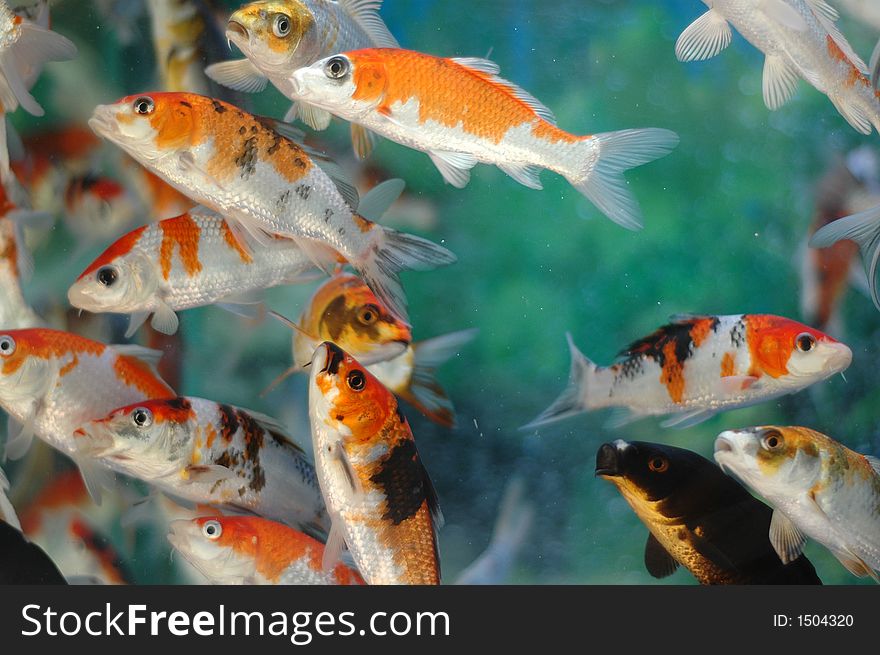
[676,1,880,134]
[168,515,364,585]
[528,314,852,429]
[74,396,329,537]
[292,273,476,427]
[308,342,441,585]
[0,178,45,328]
[63,173,142,246]
[0,328,175,468]
[289,48,678,229]
[68,206,318,338]
[206,0,398,158]
[88,92,456,321]
[800,147,880,331]
[715,426,880,582]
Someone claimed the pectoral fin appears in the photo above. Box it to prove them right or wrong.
[644,533,680,578]
[769,510,806,564]
[204,59,268,93]
[5,413,35,461]
[833,549,880,582]
[149,301,180,336]
[762,55,800,110]
[674,10,732,62]
[322,519,346,572]
[427,150,478,188]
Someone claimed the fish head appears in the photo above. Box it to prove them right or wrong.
[713,426,824,501]
[89,93,201,163]
[298,273,411,360]
[73,398,195,472]
[68,232,158,314]
[595,439,713,509]
[227,1,315,71]
[309,341,398,443]
[745,315,852,386]
[0,329,64,403]
[290,50,384,115]
[64,175,139,240]
[167,516,257,584]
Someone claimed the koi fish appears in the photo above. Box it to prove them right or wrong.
[0,328,175,473]
[88,92,456,322]
[288,48,679,230]
[206,0,398,158]
[0,178,46,328]
[596,439,822,584]
[74,396,330,537]
[675,1,880,134]
[800,147,880,331]
[291,273,476,427]
[811,202,880,311]
[63,173,141,247]
[527,314,852,429]
[308,342,441,585]
[124,164,193,220]
[168,515,364,585]
[68,206,319,338]
[715,426,880,582]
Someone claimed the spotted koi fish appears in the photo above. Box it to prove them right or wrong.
[88,92,456,322]
[68,206,319,338]
[292,273,476,427]
[168,515,364,585]
[74,396,330,538]
[206,0,398,159]
[715,426,880,582]
[0,329,175,470]
[0,179,45,328]
[675,1,880,134]
[288,48,678,230]
[309,342,441,585]
[528,314,852,430]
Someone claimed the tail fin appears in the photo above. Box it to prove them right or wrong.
[400,328,478,428]
[810,204,880,311]
[522,333,596,429]
[353,224,457,323]
[569,128,679,230]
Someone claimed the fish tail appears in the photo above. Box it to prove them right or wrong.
[522,333,597,429]
[567,128,679,230]
[353,221,457,324]
[810,203,880,312]
[400,329,479,428]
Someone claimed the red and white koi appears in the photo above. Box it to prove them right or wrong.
[676,1,880,133]
[309,342,441,585]
[288,48,678,229]
[88,92,456,321]
[68,206,319,338]
[292,273,476,427]
[715,426,880,582]
[206,0,398,158]
[73,396,330,537]
[0,328,175,466]
[168,515,364,585]
[528,314,852,429]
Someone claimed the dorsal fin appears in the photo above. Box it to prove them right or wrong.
[339,0,399,48]
[451,57,557,125]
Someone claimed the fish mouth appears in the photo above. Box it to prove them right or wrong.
[88,106,120,141]
[289,68,307,97]
[72,424,115,457]
[713,435,734,455]
[67,281,98,311]
[826,342,853,372]
[595,442,623,477]
[319,342,346,375]
[225,21,249,51]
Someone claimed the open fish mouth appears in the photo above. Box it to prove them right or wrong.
[225,21,250,52]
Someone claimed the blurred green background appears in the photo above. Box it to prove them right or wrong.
[6,0,880,584]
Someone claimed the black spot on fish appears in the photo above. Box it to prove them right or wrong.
[179,100,192,109]
[395,404,407,425]
[235,136,258,179]
[369,439,439,526]
[323,342,346,375]
[295,184,311,200]
[238,126,246,135]
[211,99,227,113]
[730,319,746,348]
[218,404,238,443]
[617,318,719,371]
[277,189,291,209]
[294,157,305,168]
[165,397,192,412]
[324,208,333,223]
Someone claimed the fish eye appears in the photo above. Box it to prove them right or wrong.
[0,335,15,357]
[648,456,668,473]
[324,56,350,80]
[272,13,291,37]
[795,332,816,353]
[202,520,222,540]
[346,369,366,391]
[133,96,155,115]
[97,266,119,287]
[357,304,380,326]
[761,429,785,452]
[131,407,153,428]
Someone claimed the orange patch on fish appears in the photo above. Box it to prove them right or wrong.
[159,213,203,279]
[349,49,582,145]
[744,315,804,379]
[659,341,685,403]
[112,355,175,398]
[221,220,253,264]
[1,330,105,376]
[720,351,736,378]
[19,469,88,535]
[689,318,715,348]
[79,226,148,280]
[826,36,871,89]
